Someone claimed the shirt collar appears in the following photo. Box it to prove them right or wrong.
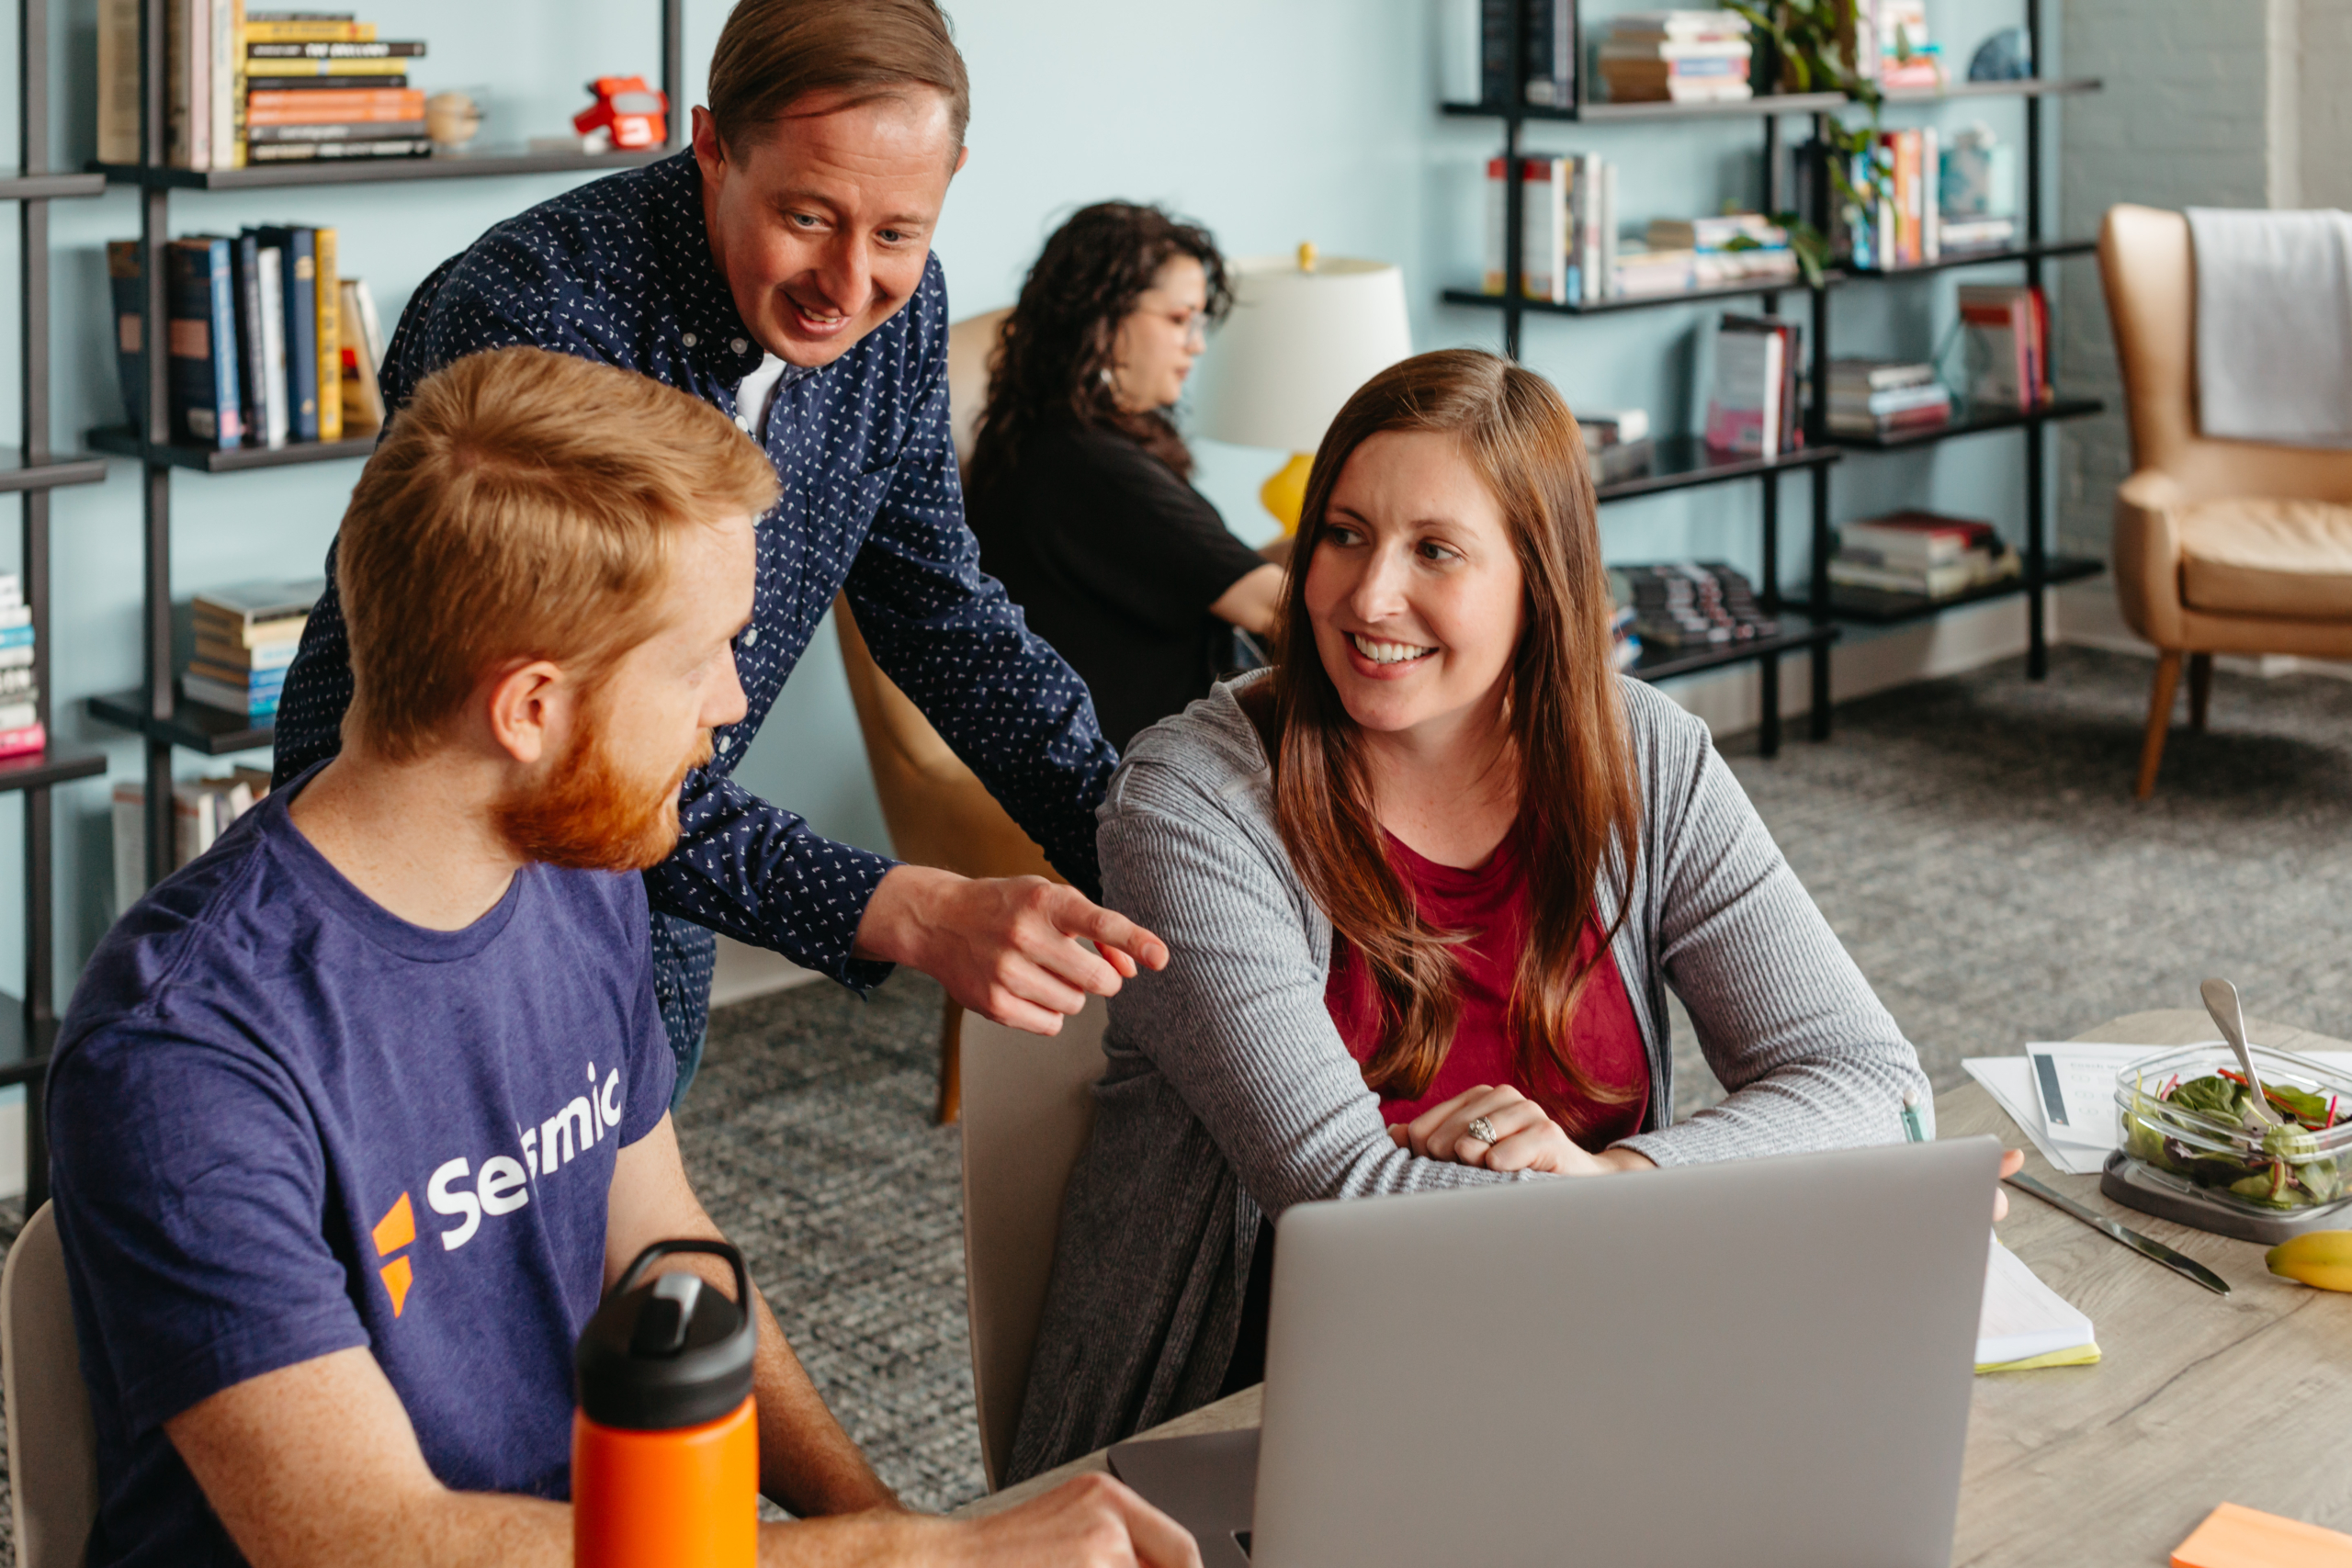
[642,150,766,385]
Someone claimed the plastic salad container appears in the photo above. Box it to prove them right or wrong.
[2108,1043,2352,1240]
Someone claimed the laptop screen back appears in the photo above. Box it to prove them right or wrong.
[1250,1137,1999,1568]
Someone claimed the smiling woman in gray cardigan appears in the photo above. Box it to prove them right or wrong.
[1004,355,1932,1484]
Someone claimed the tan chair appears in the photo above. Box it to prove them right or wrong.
[4,1202,99,1568]
[957,996,1105,1491]
[835,308,1054,1125]
[2098,204,2352,798]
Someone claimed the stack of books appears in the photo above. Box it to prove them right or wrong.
[1828,511,2020,599]
[1958,284,2052,410]
[97,6,430,170]
[1647,214,1801,288]
[1578,407,1657,487]
[1703,314,1804,459]
[245,12,429,165]
[1597,11,1754,103]
[1610,242,1698,299]
[112,768,272,906]
[1481,153,1611,304]
[1825,359,1952,437]
[1610,563,1780,649]
[0,576,42,760]
[110,231,385,450]
[181,581,319,720]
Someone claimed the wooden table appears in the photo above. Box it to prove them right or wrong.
[959,1010,2352,1564]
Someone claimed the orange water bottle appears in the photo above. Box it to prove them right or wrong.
[573,1240,759,1568]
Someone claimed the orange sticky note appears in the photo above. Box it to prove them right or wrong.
[2174,1504,2352,1568]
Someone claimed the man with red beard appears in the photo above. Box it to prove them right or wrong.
[45,348,1196,1568]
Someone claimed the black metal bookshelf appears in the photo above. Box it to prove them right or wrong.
[8,0,117,1206]
[1451,0,2101,745]
[86,0,690,896]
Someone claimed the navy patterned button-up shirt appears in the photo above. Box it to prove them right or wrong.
[272,151,1116,1059]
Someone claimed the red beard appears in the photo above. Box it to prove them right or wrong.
[492,717,710,873]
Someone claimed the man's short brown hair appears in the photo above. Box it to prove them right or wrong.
[337,346,778,761]
[707,0,970,154]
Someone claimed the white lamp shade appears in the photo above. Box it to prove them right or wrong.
[1191,254,1414,455]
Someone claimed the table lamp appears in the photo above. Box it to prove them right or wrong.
[1190,243,1414,534]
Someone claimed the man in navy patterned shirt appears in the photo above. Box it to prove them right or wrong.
[275,0,1169,1095]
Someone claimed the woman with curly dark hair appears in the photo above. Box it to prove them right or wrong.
[968,202,1287,750]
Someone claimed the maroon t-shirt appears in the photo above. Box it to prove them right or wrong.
[1324,828,1649,1148]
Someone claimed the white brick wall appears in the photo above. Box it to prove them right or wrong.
[2055,0,2352,560]
[2301,0,2352,208]
[2056,0,2275,558]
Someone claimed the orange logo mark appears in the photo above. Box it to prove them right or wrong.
[374,1192,416,1317]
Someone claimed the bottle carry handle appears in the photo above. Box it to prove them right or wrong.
[606,1238,752,1326]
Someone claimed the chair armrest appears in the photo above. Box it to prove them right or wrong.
[2112,469,2188,648]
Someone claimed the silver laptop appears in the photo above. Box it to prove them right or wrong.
[1109,1137,2000,1568]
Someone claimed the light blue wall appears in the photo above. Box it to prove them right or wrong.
[0,0,2064,1006]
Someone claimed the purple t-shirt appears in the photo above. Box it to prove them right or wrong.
[48,768,675,1567]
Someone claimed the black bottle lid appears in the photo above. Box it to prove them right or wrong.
[576,1239,756,1431]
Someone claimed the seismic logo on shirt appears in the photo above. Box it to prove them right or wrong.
[371,1061,628,1318]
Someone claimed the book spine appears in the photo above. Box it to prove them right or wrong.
[205,238,244,446]
[339,279,387,430]
[232,232,267,443]
[165,240,240,447]
[107,240,146,429]
[225,0,247,168]
[1482,155,1505,294]
[1919,125,1939,263]
[247,38,425,56]
[248,120,428,141]
[97,0,141,164]
[242,17,375,40]
[167,0,192,167]
[1479,0,1510,104]
[281,229,320,441]
[314,226,342,442]
[255,242,289,447]
[247,137,432,161]
[1599,160,1618,299]
[351,275,383,370]
[245,73,408,90]
[189,0,212,169]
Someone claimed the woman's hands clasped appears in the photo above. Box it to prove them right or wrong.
[1387,1084,1655,1176]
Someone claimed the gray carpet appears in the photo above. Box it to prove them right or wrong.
[1,644,2347,1551]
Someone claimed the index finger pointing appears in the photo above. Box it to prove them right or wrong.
[1050,895,1170,972]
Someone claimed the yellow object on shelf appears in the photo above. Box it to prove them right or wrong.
[1259,452,1314,535]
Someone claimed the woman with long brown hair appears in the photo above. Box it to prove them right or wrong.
[1004,349,1937,1483]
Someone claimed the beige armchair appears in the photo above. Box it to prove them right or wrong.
[836,307,1057,1124]
[2098,205,2352,798]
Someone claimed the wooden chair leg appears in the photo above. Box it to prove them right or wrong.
[2188,652,2213,732]
[935,998,964,1126]
[2137,650,2184,800]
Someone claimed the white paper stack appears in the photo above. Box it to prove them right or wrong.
[1977,1237,2097,1371]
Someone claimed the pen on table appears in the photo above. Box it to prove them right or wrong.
[1901,1088,1929,1145]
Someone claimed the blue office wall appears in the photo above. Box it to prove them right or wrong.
[0,0,2061,1005]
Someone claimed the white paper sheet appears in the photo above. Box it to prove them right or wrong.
[1978,1236,2095,1366]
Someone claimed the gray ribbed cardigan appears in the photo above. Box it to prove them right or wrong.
[1003,671,1929,1483]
